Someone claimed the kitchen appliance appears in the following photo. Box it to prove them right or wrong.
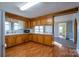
[24,30,30,33]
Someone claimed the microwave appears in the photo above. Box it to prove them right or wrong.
[24,30,30,33]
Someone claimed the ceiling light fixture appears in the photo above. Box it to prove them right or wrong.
[20,2,40,11]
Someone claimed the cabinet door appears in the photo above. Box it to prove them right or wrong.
[44,35,52,46]
[27,21,30,28]
[15,35,23,45]
[40,18,46,25]
[36,19,40,25]
[38,35,44,44]
[46,18,53,25]
[5,36,9,48]
[29,34,33,41]
[22,34,29,42]
[24,21,30,28]
[6,36,15,47]
[32,20,36,27]
[30,21,33,28]
[32,35,38,42]
[24,21,27,29]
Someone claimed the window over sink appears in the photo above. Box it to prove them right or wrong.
[5,17,24,34]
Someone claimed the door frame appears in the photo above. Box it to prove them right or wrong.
[74,18,77,49]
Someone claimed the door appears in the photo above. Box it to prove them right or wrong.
[74,18,77,49]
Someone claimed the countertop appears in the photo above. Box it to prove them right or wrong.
[5,33,29,36]
[5,33,53,36]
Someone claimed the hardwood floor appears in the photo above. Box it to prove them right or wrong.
[5,41,79,57]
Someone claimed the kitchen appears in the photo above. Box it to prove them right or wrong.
[5,12,53,48]
[0,2,79,57]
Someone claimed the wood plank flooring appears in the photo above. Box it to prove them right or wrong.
[5,41,79,57]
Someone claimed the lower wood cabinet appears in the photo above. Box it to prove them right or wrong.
[15,35,23,45]
[32,34,38,42]
[44,35,52,46]
[5,34,53,48]
[37,35,44,44]
[22,34,29,42]
[29,34,33,41]
[5,36,16,47]
[5,34,30,48]
[31,34,53,46]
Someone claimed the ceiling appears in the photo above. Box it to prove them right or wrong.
[0,2,79,18]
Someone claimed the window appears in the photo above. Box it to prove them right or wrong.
[5,21,11,34]
[5,20,24,34]
[39,26,43,33]
[14,22,23,30]
[45,26,52,33]
[35,26,39,33]
[35,26,44,33]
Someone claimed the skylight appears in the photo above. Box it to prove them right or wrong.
[20,2,40,11]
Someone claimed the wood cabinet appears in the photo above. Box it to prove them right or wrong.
[5,34,53,48]
[15,35,23,45]
[40,18,47,25]
[5,36,16,47]
[27,21,30,28]
[46,18,53,25]
[36,19,40,25]
[5,34,30,48]
[32,20,36,27]
[44,35,52,45]
[31,34,53,46]
[40,18,52,25]
[29,34,33,41]
[37,35,44,44]
[22,34,29,42]
[32,34,38,42]
[24,20,30,29]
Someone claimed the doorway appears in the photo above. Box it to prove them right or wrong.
[58,23,66,39]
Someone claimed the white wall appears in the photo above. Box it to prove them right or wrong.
[54,14,75,41]
[54,21,73,40]
[75,11,79,53]
[0,10,5,57]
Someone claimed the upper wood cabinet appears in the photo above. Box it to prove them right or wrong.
[27,21,30,28]
[31,20,36,27]
[46,17,53,25]
[36,19,40,25]
[24,20,30,29]
[40,18,46,25]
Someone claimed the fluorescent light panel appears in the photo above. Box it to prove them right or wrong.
[20,2,40,11]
